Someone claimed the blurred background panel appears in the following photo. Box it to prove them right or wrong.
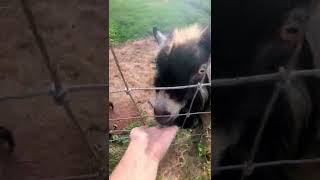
[0,0,107,179]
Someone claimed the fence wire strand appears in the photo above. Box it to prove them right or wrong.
[109,111,211,122]
[215,158,320,173]
[109,132,207,146]
[110,46,146,126]
[108,49,212,152]
[15,0,105,178]
[107,19,320,179]
[241,84,282,179]
[182,66,209,128]
[107,45,212,179]
[213,29,320,179]
[20,0,62,91]
[109,82,211,94]
[239,36,305,179]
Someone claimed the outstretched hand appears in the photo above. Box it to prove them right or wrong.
[130,125,179,162]
[110,125,179,180]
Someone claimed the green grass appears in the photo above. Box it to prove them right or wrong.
[109,0,211,43]
[157,128,211,179]
[109,120,145,174]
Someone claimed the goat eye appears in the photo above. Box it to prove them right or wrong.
[198,64,207,74]
[199,68,206,74]
[286,27,298,34]
[281,24,300,41]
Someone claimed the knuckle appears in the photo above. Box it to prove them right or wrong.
[130,127,148,141]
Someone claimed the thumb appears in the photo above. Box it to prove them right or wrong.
[158,125,179,144]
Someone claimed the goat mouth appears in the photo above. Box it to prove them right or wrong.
[155,115,178,126]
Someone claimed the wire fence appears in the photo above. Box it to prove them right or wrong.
[108,44,212,148]
[108,40,320,178]
[2,0,211,178]
[6,0,319,179]
[212,32,320,178]
[0,0,107,179]
[107,13,319,179]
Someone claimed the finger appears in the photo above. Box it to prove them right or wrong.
[144,126,161,134]
[157,126,179,144]
[129,126,148,141]
[160,126,179,136]
[144,125,178,135]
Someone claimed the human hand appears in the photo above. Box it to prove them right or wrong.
[129,125,179,162]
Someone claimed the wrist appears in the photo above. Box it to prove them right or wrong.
[110,140,159,180]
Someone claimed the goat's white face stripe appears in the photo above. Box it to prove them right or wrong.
[199,86,209,109]
[155,90,185,116]
[157,32,167,48]
[207,56,211,82]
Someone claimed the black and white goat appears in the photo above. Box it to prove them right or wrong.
[152,24,211,129]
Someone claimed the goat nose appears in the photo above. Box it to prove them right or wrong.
[154,106,171,125]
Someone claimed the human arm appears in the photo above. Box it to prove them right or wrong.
[109,125,179,180]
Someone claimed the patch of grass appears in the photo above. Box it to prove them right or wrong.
[109,120,144,175]
[157,128,211,180]
[109,140,128,174]
[109,0,211,43]
[123,121,142,131]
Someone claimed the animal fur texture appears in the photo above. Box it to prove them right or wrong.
[212,0,320,179]
[152,24,211,129]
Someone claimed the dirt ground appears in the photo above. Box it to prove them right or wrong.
[109,37,158,130]
[0,0,107,179]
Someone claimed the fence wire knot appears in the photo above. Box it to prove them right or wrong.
[243,161,254,177]
[49,84,66,105]
[197,82,203,90]
[279,66,291,85]
[125,87,132,95]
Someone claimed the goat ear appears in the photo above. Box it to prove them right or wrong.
[199,26,211,50]
[199,26,211,63]
[206,56,211,82]
[153,27,167,48]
